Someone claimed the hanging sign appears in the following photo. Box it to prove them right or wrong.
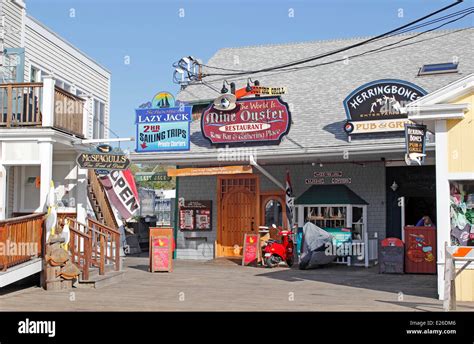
[135,91,192,152]
[343,79,426,134]
[242,233,260,266]
[76,146,130,171]
[201,96,291,145]
[405,123,427,165]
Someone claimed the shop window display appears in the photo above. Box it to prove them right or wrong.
[450,181,474,246]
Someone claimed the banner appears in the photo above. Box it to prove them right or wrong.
[99,170,140,219]
[285,170,294,230]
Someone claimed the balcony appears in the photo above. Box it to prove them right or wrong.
[0,79,85,138]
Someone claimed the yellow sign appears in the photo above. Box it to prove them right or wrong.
[251,86,287,96]
[167,165,253,177]
[346,118,412,134]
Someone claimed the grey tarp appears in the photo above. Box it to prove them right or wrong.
[299,222,335,269]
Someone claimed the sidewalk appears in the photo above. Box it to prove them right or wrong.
[1,257,473,311]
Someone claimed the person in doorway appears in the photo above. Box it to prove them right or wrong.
[416,215,434,227]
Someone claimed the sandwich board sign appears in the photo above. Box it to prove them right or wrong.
[242,233,260,266]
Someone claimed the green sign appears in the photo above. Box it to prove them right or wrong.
[135,172,171,182]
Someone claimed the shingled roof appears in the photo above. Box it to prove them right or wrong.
[132,28,474,164]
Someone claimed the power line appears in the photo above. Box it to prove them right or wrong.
[201,6,473,75]
[200,20,472,86]
[200,1,466,78]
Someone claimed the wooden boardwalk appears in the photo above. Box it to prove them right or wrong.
[1,257,474,311]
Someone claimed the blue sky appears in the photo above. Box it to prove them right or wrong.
[26,0,473,150]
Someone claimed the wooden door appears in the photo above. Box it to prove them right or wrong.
[217,175,259,257]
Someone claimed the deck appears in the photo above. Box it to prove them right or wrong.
[1,257,474,311]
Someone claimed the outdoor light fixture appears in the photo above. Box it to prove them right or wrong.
[391,181,399,192]
[221,81,229,94]
[246,78,254,92]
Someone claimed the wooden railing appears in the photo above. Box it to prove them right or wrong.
[88,170,118,229]
[67,218,91,280]
[0,83,43,127]
[87,218,121,273]
[0,213,45,271]
[54,86,84,137]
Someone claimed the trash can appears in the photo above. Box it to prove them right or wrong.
[404,226,437,274]
[379,237,404,274]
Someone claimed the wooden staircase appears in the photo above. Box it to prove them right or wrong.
[67,217,124,288]
[87,170,118,229]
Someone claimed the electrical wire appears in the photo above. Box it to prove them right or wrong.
[201,6,473,75]
[199,1,467,78]
[199,17,472,86]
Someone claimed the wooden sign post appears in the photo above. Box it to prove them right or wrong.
[242,233,260,266]
[149,228,173,272]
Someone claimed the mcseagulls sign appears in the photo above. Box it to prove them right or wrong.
[201,96,291,145]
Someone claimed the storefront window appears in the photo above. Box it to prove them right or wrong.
[450,181,474,246]
[264,199,282,227]
[352,206,364,240]
[304,206,346,228]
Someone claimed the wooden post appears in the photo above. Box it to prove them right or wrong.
[443,242,456,311]
[115,231,121,271]
[99,234,105,275]
[6,85,12,127]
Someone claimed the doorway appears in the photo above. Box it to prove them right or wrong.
[217,175,259,257]
[386,166,436,238]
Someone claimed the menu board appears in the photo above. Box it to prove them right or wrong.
[242,233,260,266]
[149,228,173,272]
[179,200,212,231]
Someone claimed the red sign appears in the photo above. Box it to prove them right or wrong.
[201,96,291,145]
[242,233,260,266]
[149,228,173,272]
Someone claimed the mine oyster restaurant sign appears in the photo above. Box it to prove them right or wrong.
[343,79,426,134]
[201,96,291,145]
[135,92,191,152]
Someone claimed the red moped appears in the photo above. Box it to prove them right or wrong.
[260,224,294,268]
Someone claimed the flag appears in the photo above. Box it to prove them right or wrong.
[99,169,140,220]
[285,170,294,230]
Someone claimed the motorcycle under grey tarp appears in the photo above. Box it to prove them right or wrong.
[299,222,335,269]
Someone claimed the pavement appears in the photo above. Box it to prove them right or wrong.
[1,256,473,311]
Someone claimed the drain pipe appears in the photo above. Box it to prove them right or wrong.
[249,155,285,191]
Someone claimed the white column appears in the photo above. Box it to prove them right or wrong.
[435,119,450,300]
[0,164,6,220]
[41,76,56,127]
[38,139,53,212]
[76,166,88,224]
[82,96,92,138]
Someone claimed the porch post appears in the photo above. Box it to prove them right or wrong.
[38,139,54,212]
[435,119,450,300]
[0,164,6,220]
[41,76,56,127]
[76,167,88,224]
